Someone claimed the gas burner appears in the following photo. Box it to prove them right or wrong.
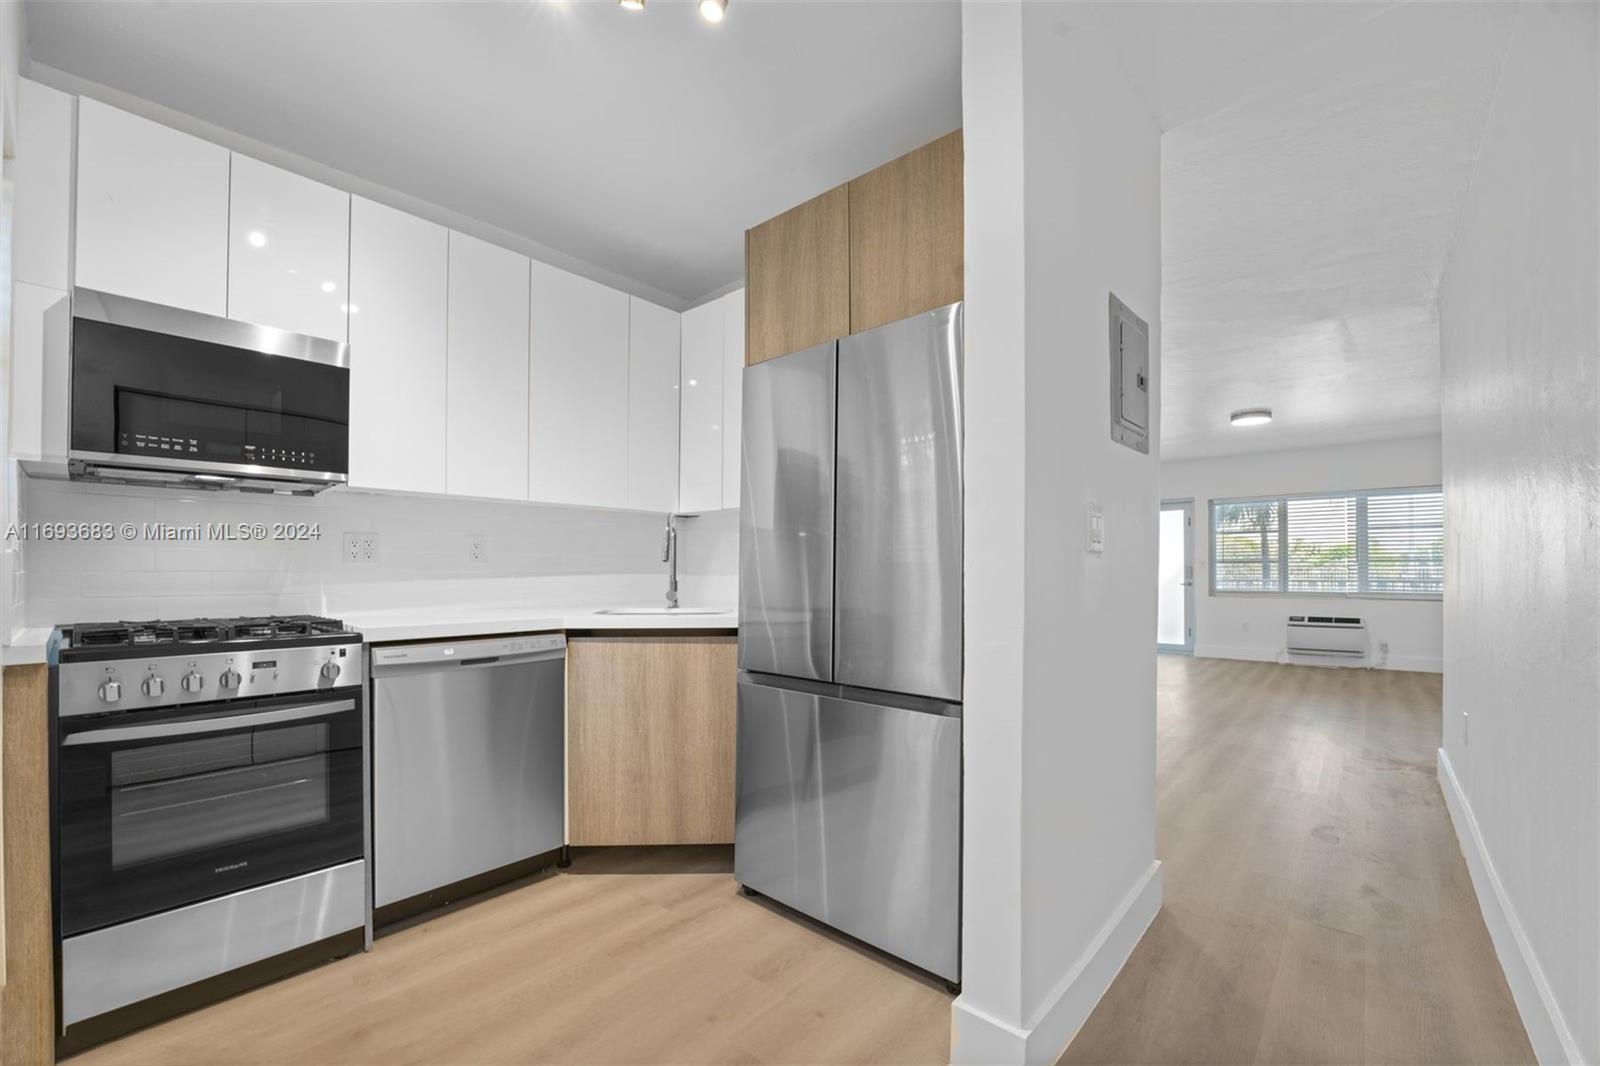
[68,615,351,650]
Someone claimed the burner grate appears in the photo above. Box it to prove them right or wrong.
[69,615,349,649]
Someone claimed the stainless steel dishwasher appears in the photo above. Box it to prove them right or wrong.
[370,633,566,919]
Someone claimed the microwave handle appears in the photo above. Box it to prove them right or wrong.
[62,699,356,746]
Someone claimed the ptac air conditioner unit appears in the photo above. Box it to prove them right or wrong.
[1286,616,1366,659]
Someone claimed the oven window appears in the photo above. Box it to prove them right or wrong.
[108,724,332,868]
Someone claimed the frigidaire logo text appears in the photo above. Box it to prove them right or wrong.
[214,861,249,874]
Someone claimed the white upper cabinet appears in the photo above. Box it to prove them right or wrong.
[76,98,229,315]
[721,289,746,508]
[13,78,74,290]
[447,232,530,501]
[528,260,631,509]
[678,299,725,513]
[627,297,681,512]
[227,154,351,342]
[348,197,449,494]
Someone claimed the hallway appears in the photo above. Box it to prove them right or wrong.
[1062,657,1533,1064]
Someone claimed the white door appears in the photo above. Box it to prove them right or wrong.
[677,299,724,512]
[528,260,630,508]
[76,98,230,315]
[227,154,352,342]
[447,231,530,501]
[627,296,681,512]
[1158,500,1195,653]
[347,197,449,494]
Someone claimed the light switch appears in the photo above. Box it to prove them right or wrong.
[1086,502,1105,554]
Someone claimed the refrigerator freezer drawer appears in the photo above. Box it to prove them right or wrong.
[834,302,963,701]
[738,340,837,682]
[734,675,961,981]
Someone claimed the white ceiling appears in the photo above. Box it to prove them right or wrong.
[25,1,1519,460]
[23,0,962,307]
[1095,1,1518,460]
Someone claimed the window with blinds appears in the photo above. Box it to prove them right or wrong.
[1209,487,1443,597]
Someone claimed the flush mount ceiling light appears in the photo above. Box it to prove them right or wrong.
[247,230,267,248]
[1230,408,1273,427]
[699,0,727,22]
[619,0,644,9]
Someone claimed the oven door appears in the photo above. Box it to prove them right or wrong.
[57,691,364,937]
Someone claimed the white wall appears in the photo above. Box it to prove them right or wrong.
[1436,3,1599,1063]
[16,475,739,629]
[956,3,1162,1062]
[1161,435,1443,672]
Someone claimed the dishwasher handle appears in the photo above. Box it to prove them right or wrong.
[370,636,566,676]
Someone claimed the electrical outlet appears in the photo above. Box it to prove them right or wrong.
[468,535,486,565]
[1241,620,1251,633]
[344,532,379,566]
[1085,502,1104,554]
[1380,641,1390,655]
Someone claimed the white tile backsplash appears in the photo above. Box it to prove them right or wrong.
[16,472,740,629]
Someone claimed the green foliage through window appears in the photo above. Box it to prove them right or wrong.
[1210,488,1442,597]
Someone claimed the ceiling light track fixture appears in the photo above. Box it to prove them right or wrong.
[1229,407,1273,427]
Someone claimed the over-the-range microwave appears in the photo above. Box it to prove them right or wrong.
[68,288,350,495]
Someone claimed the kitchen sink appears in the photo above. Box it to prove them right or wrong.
[595,607,727,616]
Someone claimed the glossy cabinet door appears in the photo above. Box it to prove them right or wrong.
[721,289,746,508]
[677,299,724,512]
[744,185,850,365]
[11,79,74,462]
[75,98,230,315]
[627,297,681,512]
[528,260,630,508]
[13,78,73,290]
[447,232,530,501]
[347,197,449,494]
[227,154,352,342]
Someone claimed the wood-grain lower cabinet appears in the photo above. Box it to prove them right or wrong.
[744,186,850,365]
[566,636,737,846]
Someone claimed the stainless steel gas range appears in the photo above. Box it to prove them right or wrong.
[51,615,367,1050]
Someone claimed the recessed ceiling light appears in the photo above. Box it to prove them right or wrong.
[699,0,726,22]
[619,0,644,9]
[321,281,337,293]
[1230,408,1273,427]
[247,230,267,248]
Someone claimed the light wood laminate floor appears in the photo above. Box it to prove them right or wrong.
[71,657,1531,1065]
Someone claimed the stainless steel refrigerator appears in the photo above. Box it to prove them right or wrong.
[735,301,962,985]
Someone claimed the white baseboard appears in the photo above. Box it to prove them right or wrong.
[1192,643,1441,673]
[1437,748,1585,1065]
[951,861,1162,1065]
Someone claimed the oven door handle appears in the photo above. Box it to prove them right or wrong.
[62,699,357,746]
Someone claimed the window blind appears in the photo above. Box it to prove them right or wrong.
[1209,486,1442,598]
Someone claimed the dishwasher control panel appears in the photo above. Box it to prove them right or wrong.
[371,633,566,668]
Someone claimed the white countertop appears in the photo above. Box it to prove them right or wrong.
[2,605,736,665]
[342,604,738,645]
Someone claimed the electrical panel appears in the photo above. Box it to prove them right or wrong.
[1109,293,1150,454]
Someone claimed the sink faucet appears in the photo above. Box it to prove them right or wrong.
[662,513,696,609]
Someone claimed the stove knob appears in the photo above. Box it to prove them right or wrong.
[181,671,204,694]
[219,668,242,691]
[321,660,341,682]
[142,675,165,698]
[97,679,122,703]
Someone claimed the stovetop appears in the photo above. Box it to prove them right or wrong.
[68,615,354,651]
